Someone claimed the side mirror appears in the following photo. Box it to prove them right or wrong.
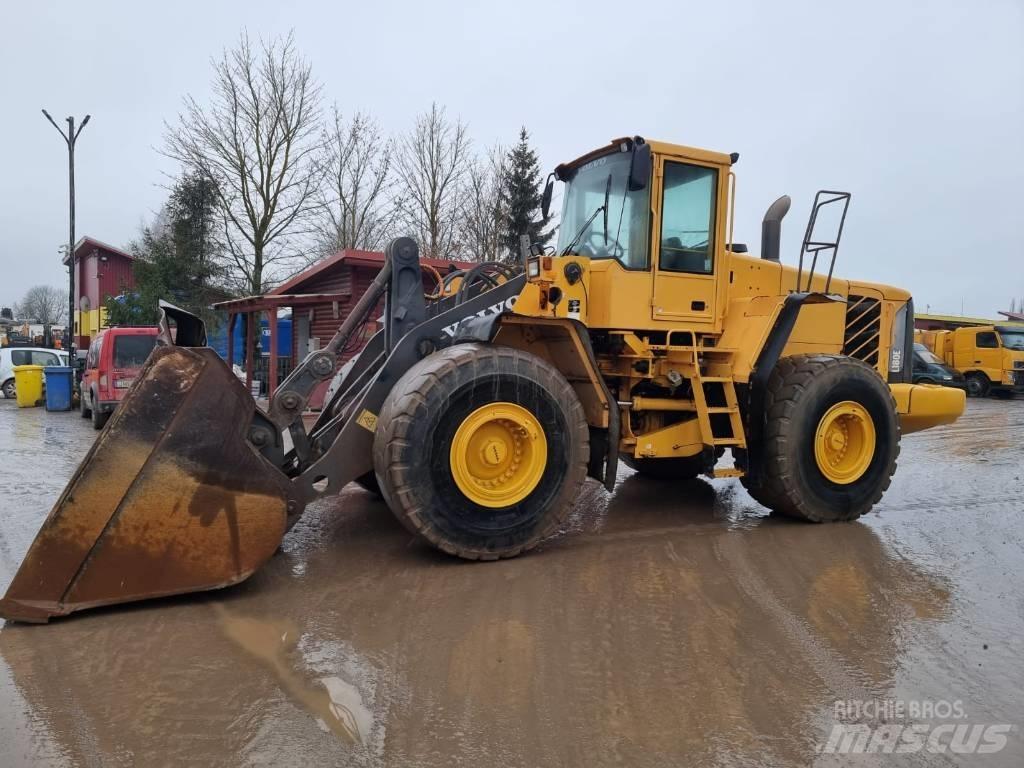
[628,143,651,191]
[541,174,554,219]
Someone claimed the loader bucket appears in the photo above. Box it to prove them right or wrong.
[0,346,298,623]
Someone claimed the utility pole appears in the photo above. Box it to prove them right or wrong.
[42,109,90,358]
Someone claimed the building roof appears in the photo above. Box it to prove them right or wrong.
[269,248,477,296]
[915,312,1000,327]
[63,236,135,265]
[212,292,352,312]
[999,310,1024,322]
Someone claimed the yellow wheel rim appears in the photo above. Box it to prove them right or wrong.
[450,402,547,507]
[814,401,876,485]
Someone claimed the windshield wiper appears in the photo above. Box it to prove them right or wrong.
[560,173,612,256]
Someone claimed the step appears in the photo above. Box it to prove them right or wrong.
[709,438,745,446]
[706,407,738,414]
[699,376,733,384]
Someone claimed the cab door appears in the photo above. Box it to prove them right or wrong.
[973,330,1002,380]
[651,159,720,325]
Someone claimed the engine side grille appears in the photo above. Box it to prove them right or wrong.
[844,295,881,366]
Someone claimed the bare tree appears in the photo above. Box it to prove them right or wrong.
[16,285,67,325]
[395,103,471,259]
[164,31,323,296]
[312,107,397,258]
[459,144,507,262]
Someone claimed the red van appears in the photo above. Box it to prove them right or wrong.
[80,326,159,429]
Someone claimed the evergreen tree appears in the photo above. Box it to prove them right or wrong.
[168,172,220,272]
[105,174,223,327]
[500,127,552,260]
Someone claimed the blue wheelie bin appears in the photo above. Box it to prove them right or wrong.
[44,366,74,411]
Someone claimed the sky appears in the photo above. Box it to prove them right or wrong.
[1,0,1022,318]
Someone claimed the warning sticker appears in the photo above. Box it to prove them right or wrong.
[356,409,378,432]
[568,298,581,320]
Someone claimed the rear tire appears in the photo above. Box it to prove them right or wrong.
[965,372,990,398]
[373,343,589,560]
[743,355,900,522]
[91,392,109,430]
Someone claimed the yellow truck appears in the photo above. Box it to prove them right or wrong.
[915,326,1024,397]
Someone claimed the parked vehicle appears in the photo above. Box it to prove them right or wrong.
[912,343,966,389]
[915,326,1024,397]
[80,326,159,429]
[0,347,67,399]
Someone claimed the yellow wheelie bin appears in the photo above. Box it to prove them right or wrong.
[13,364,45,408]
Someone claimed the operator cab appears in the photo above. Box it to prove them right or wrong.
[552,137,722,276]
[547,137,731,326]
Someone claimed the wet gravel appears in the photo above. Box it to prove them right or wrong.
[0,395,1021,767]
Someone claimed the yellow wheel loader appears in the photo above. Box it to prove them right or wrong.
[0,136,965,623]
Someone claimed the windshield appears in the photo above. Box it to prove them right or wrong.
[913,344,944,365]
[556,151,650,268]
[114,335,156,368]
[998,331,1024,350]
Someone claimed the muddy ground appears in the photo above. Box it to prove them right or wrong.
[0,395,1021,767]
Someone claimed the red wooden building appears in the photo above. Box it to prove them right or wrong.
[63,236,136,349]
[214,249,474,409]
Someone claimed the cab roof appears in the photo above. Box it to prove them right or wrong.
[555,137,734,179]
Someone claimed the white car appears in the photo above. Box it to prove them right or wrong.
[0,347,68,399]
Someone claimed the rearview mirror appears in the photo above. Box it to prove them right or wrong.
[628,143,651,191]
[541,174,554,219]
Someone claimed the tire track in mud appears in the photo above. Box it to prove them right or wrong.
[712,533,874,704]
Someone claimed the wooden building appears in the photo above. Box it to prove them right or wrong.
[63,236,136,349]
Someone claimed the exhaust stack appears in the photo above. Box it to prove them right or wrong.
[761,195,791,262]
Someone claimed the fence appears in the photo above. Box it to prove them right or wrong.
[247,355,296,397]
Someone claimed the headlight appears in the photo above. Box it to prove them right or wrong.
[527,258,540,278]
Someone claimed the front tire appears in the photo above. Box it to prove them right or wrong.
[373,343,589,560]
[965,372,990,398]
[1,379,14,400]
[744,355,900,522]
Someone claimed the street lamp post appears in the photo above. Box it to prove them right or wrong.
[42,109,90,358]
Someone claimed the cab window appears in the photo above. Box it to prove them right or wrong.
[87,338,102,369]
[976,332,998,349]
[660,162,717,274]
[556,151,651,269]
[113,335,156,368]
